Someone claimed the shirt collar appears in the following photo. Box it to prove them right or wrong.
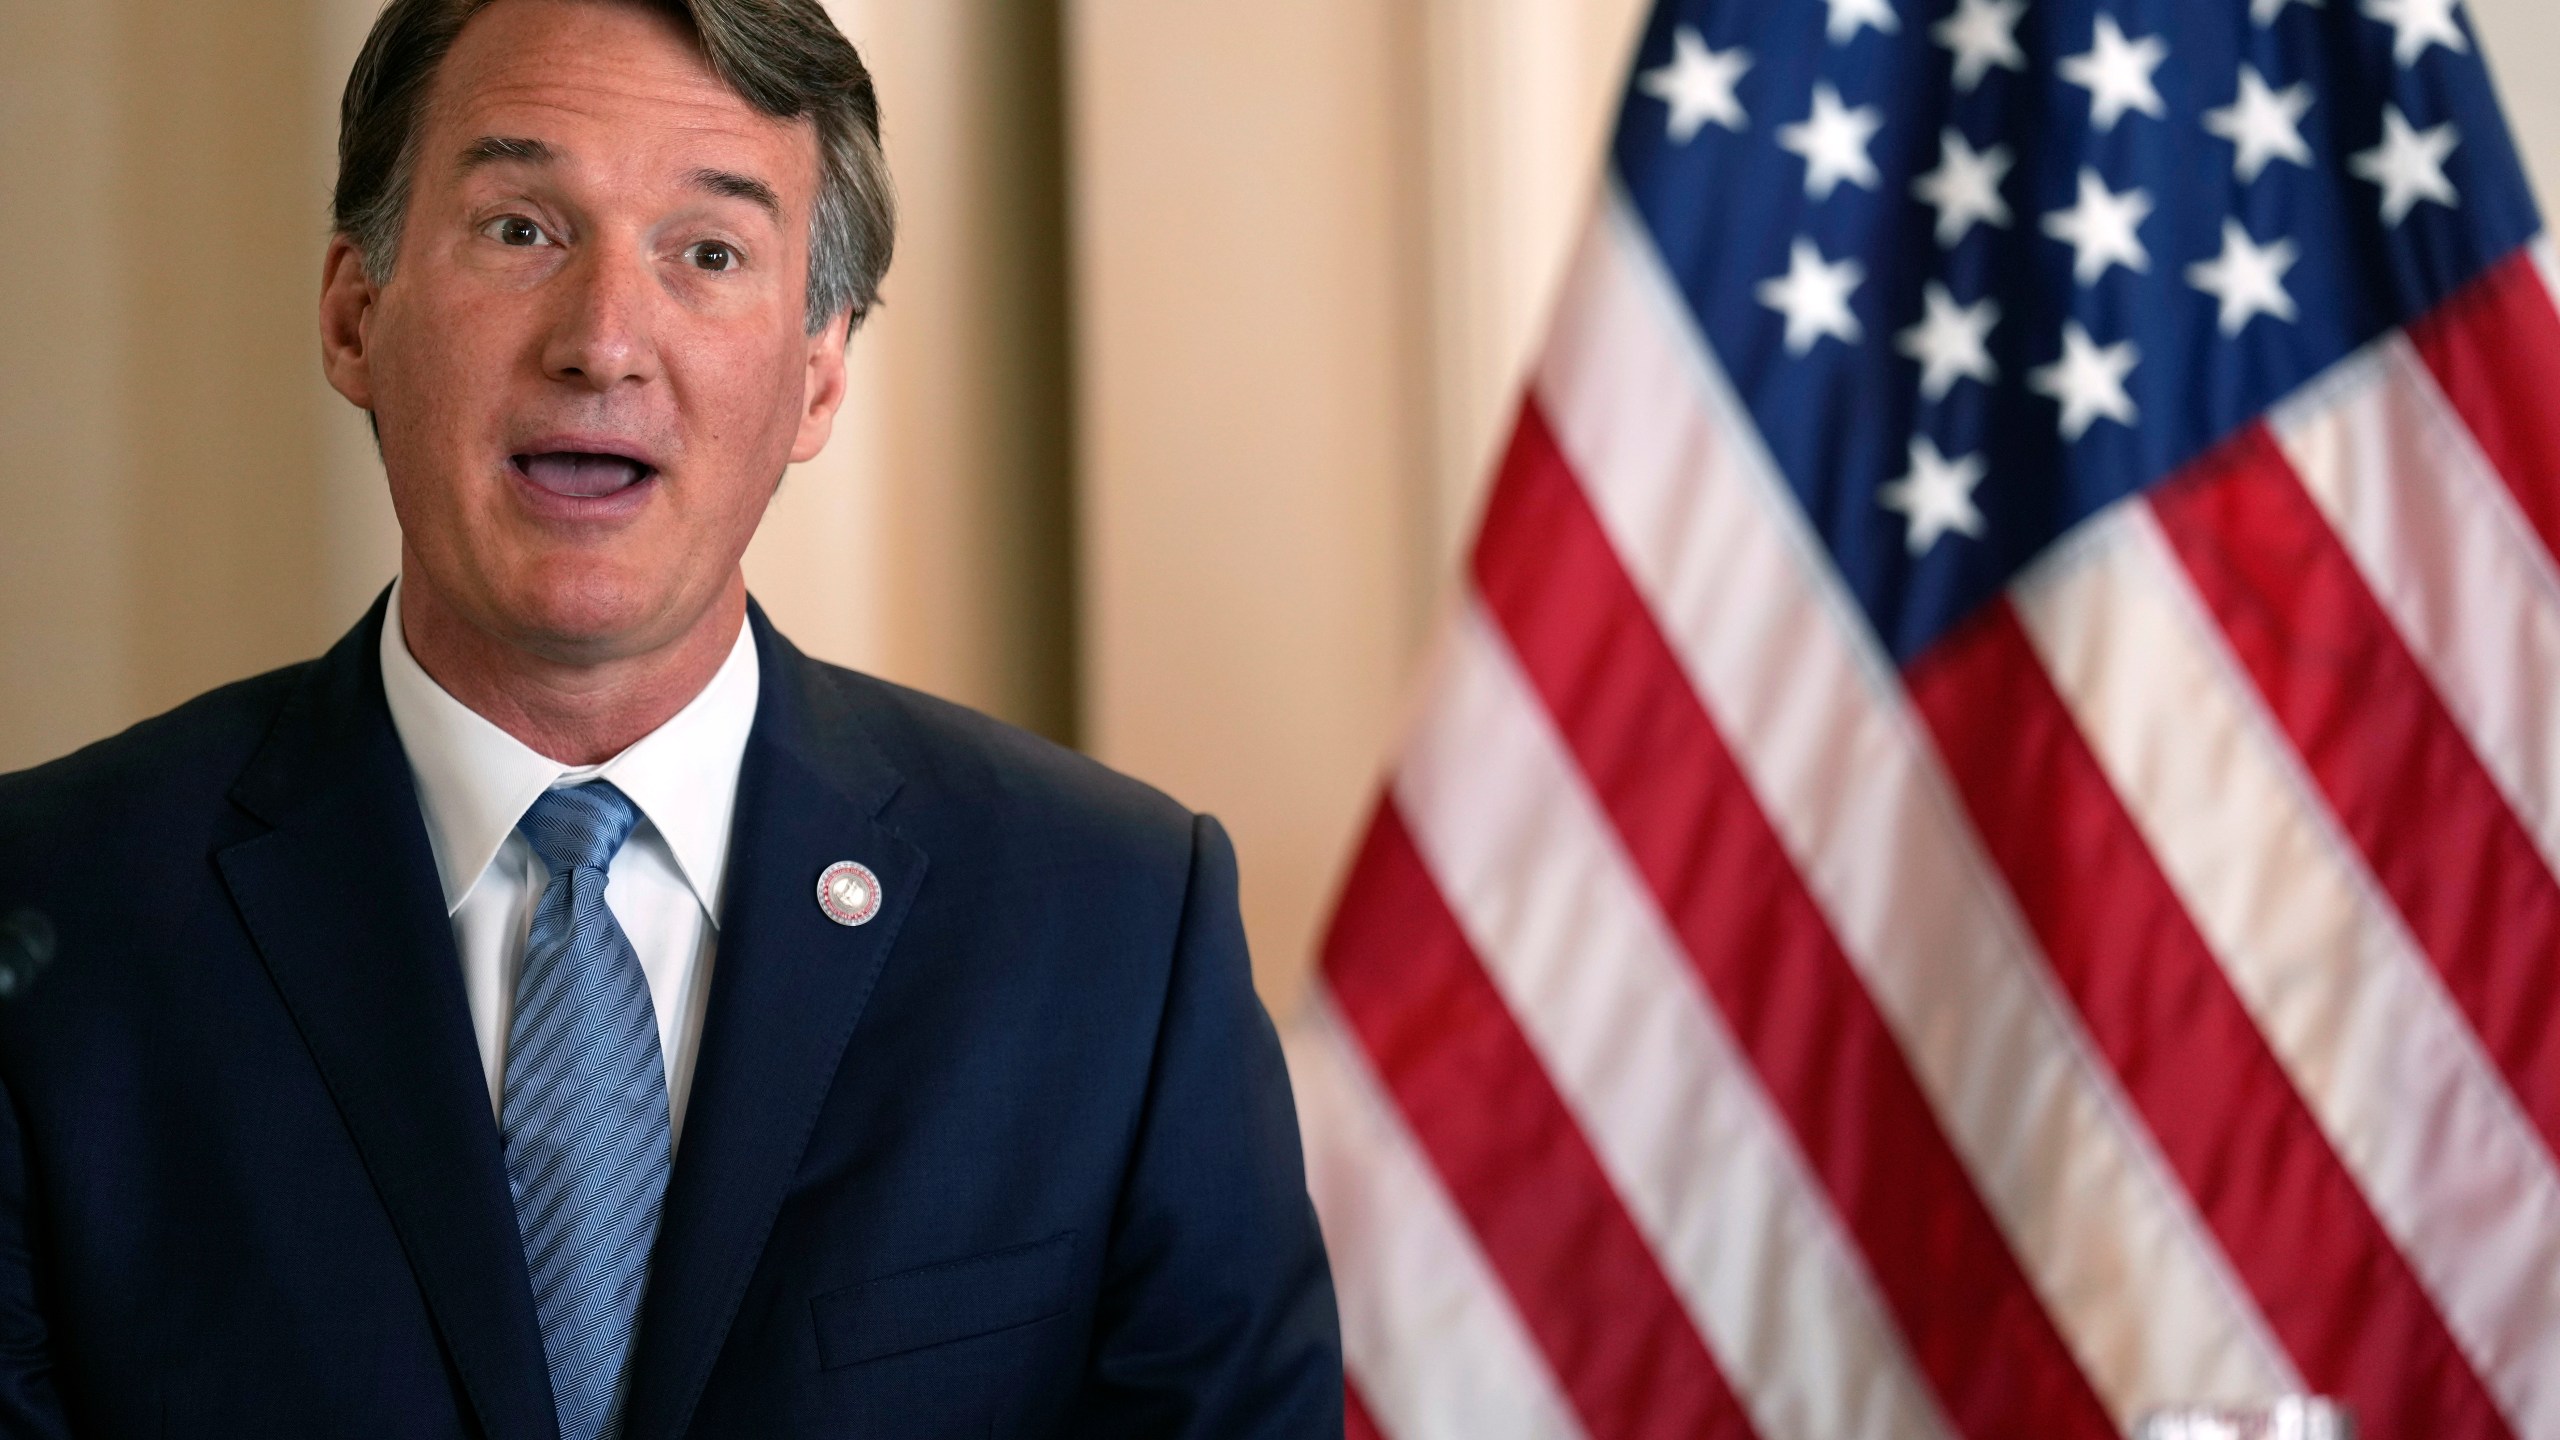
[379,580,761,922]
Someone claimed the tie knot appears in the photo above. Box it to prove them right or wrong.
[518,781,640,876]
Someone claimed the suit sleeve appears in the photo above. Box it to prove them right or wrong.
[1063,814,1343,1439]
[0,1072,72,1438]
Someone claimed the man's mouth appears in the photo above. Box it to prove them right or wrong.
[512,452,657,498]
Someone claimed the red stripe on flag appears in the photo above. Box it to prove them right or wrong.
[1473,399,2116,1440]
[2152,426,2560,1170]
[2408,249,2560,567]
[1908,597,2514,1440]
[1320,801,1754,1440]
[1346,1379,1385,1440]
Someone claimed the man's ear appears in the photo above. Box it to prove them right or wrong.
[319,234,379,412]
[789,312,854,465]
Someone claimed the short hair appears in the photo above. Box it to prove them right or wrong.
[332,0,895,334]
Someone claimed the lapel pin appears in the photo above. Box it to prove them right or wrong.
[816,860,883,928]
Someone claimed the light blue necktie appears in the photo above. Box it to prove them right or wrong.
[504,781,670,1440]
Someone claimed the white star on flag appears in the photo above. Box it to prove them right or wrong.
[1825,0,1900,44]
[1756,236,1865,354]
[1879,437,1989,555]
[2031,322,2141,440]
[1913,129,2015,246]
[1780,83,1884,199]
[1640,26,1752,142]
[2187,220,2303,334]
[2205,67,2315,183]
[1898,282,2000,400]
[2352,105,2461,224]
[2253,0,2323,22]
[2363,0,2469,67]
[1933,0,2029,93]
[2044,168,2155,285]
[2059,16,2170,133]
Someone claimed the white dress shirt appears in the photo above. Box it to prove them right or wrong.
[378,580,760,1143]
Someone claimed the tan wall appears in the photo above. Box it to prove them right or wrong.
[748,0,1077,742]
[1,0,352,768]
[1060,0,1648,1014]
[0,4,128,768]
[2475,0,2560,213]
[1062,0,1433,1016]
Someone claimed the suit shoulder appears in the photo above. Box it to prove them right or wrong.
[796,659,1198,871]
[0,663,308,856]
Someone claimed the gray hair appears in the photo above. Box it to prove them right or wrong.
[333,0,895,334]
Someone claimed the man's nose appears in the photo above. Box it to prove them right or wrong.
[541,241,662,390]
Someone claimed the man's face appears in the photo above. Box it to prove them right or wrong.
[322,0,847,664]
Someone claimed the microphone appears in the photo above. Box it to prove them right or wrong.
[0,909,55,1000]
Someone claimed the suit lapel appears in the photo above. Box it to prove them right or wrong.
[216,601,557,1440]
[621,611,927,1440]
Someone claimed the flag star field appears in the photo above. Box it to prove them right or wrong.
[1617,0,2534,660]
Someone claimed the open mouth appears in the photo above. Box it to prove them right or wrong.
[511,451,658,499]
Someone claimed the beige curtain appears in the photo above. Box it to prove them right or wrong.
[1062,0,1647,1013]
[747,0,1076,744]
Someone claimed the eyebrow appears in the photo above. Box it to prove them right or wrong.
[453,138,780,220]
[456,135,556,173]
[688,167,781,218]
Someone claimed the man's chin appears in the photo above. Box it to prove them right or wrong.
[478,571,708,667]
[401,539,746,676]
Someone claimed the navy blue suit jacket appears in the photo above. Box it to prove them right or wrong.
[0,599,1340,1438]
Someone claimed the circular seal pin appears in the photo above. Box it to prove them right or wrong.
[816,861,883,927]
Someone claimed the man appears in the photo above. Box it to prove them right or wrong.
[0,0,1340,1434]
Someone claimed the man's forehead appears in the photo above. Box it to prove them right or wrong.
[426,0,815,184]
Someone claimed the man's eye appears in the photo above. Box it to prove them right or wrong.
[686,241,739,272]
[484,216,551,247]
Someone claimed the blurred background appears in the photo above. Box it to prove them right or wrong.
[6,0,2560,1018]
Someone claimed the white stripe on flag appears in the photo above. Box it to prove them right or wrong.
[1529,190,2298,1420]
[1287,1005,1584,1440]
[1393,603,1957,1440]
[2271,334,2560,879]
[2012,499,2560,1440]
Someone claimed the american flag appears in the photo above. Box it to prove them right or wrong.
[1289,0,2560,1436]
